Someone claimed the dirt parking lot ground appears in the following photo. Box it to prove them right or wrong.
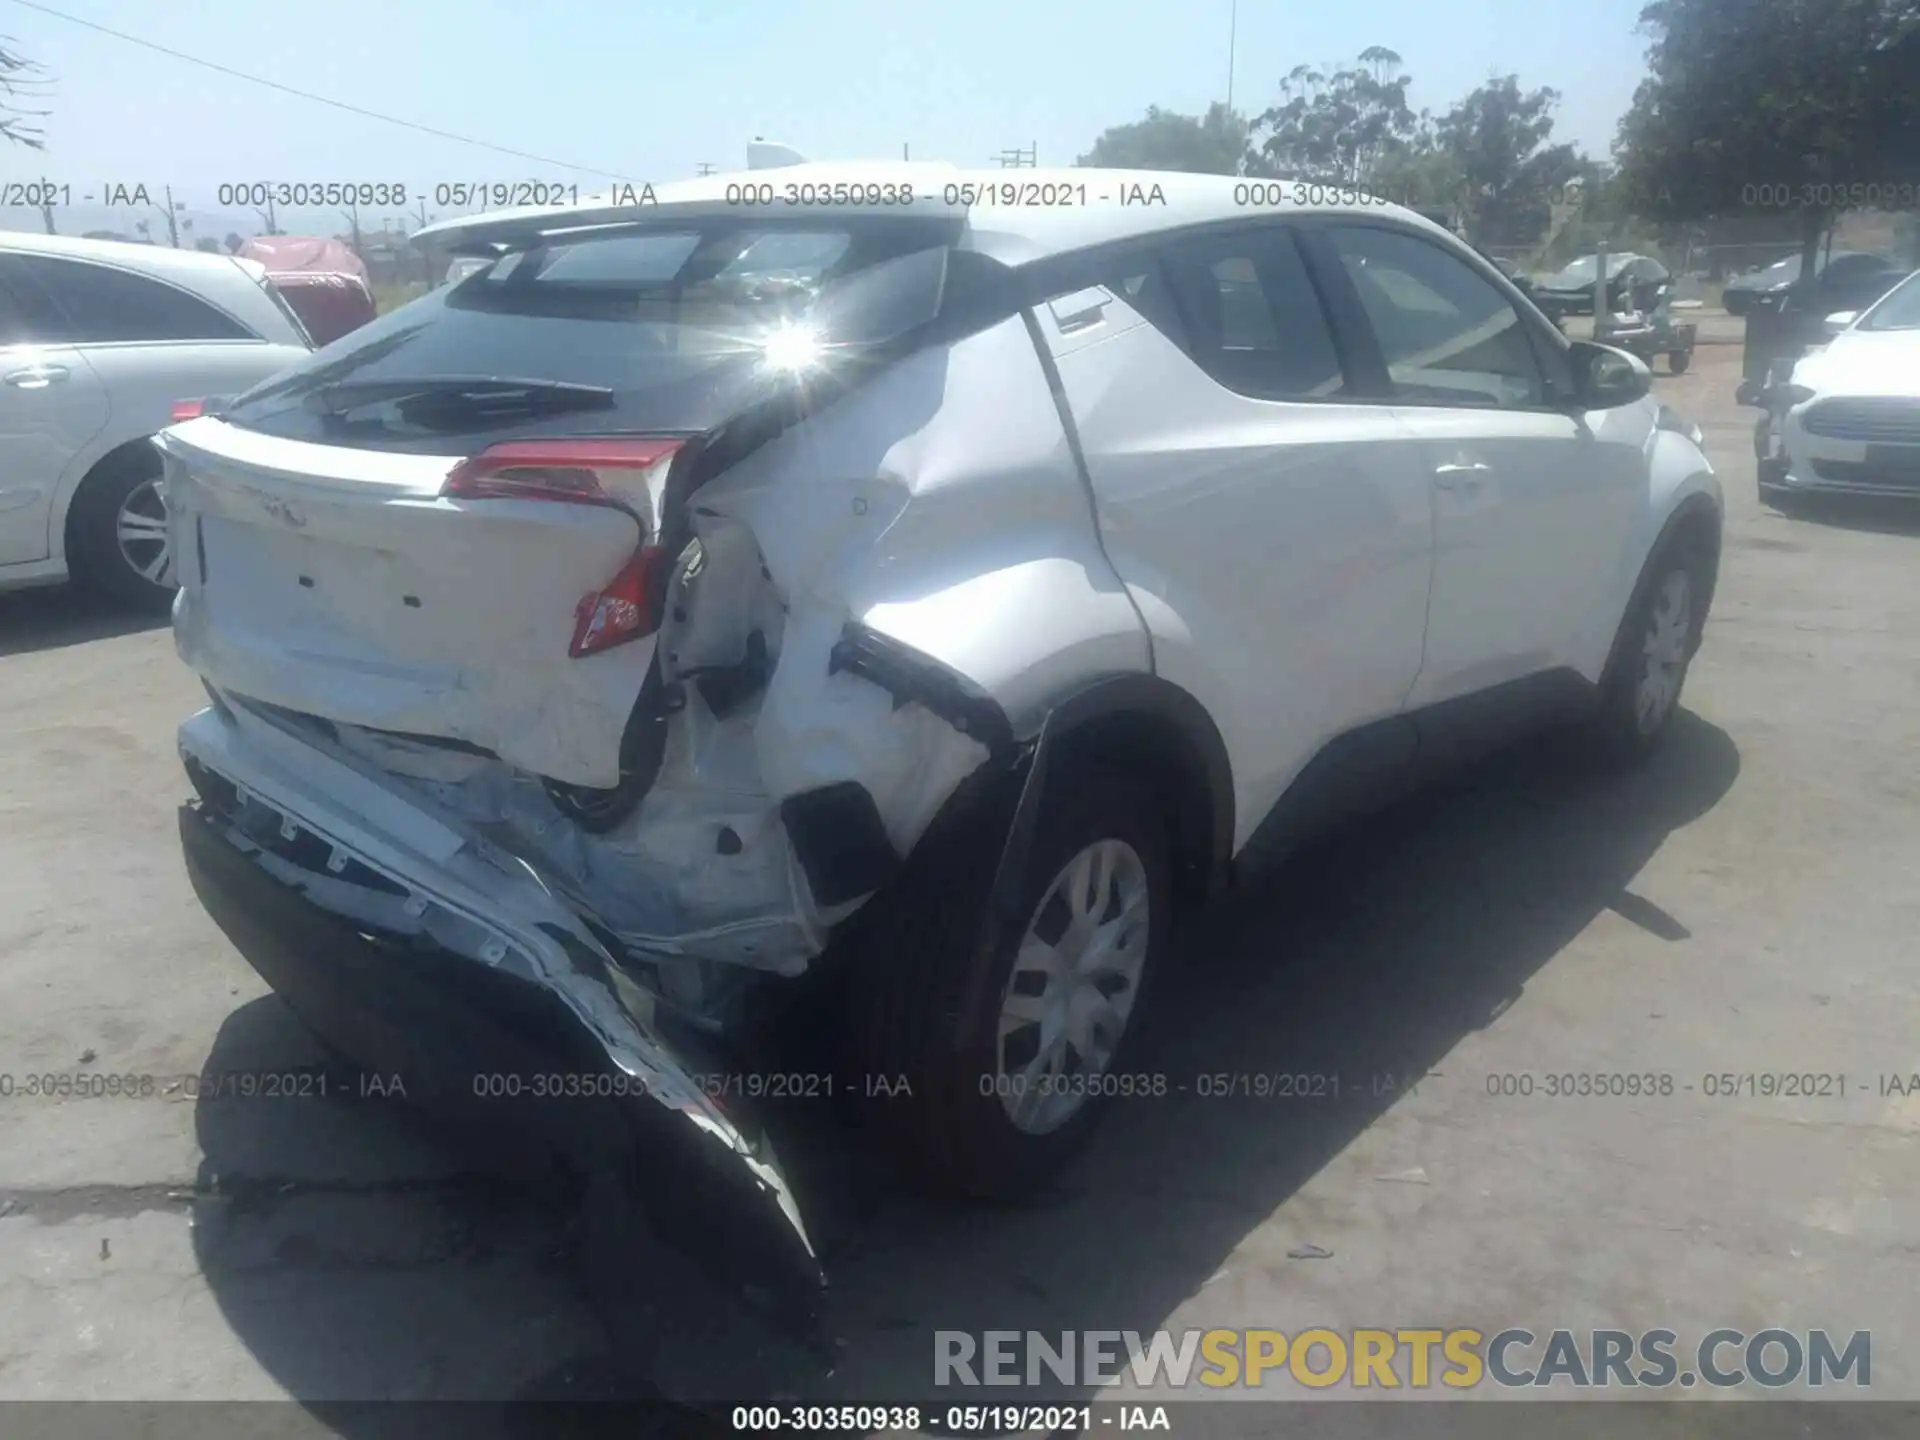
[3,332,1918,1435]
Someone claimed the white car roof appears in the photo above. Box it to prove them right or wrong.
[412,162,1454,267]
[0,229,312,350]
[0,228,258,284]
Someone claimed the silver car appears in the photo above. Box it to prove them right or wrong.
[0,233,311,608]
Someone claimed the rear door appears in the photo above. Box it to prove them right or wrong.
[1026,222,1435,845]
[12,252,312,426]
[164,218,963,790]
[0,253,110,566]
[1310,222,1642,705]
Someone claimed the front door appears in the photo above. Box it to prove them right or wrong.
[1311,222,1642,708]
[1027,223,1435,846]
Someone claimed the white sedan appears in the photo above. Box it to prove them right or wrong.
[1762,268,1920,506]
[0,233,311,608]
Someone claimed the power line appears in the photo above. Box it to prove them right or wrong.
[6,0,632,180]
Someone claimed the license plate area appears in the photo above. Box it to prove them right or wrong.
[1863,445,1920,476]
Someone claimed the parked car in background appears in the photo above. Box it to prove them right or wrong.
[0,233,312,608]
[162,168,1720,1326]
[1759,267,1920,508]
[239,236,379,348]
[258,271,375,347]
[1532,253,1669,318]
[1722,250,1906,318]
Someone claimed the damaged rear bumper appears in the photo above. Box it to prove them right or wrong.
[175,701,826,1338]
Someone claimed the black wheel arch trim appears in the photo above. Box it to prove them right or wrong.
[1651,490,1723,601]
[960,671,1234,1035]
[1029,671,1235,888]
[828,622,1019,757]
[832,623,1234,889]
[827,624,1235,974]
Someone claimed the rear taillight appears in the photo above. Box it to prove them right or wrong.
[570,547,661,658]
[171,399,207,422]
[440,437,686,658]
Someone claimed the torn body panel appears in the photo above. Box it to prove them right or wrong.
[686,308,1154,742]
[175,698,826,1338]
[171,309,1150,1002]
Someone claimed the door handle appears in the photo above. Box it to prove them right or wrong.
[5,365,69,389]
[1433,461,1492,490]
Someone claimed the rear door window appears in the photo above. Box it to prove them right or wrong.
[0,257,45,345]
[1149,227,1350,400]
[4,254,255,343]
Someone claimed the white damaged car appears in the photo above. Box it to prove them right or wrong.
[162,164,1721,1332]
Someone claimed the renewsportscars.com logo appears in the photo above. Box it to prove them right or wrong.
[935,1328,1871,1391]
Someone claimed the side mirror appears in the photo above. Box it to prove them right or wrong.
[1569,341,1653,409]
[1823,310,1858,337]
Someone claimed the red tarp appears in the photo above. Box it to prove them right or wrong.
[239,236,378,347]
[239,235,370,283]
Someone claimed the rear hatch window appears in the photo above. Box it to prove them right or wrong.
[220,217,967,454]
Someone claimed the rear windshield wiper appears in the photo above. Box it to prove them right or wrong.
[308,375,616,416]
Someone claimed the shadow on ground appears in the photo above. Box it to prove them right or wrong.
[184,712,1739,1432]
[1771,493,1920,538]
[0,583,168,658]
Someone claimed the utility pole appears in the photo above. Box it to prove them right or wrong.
[37,200,54,234]
[409,195,435,284]
[1592,172,1611,340]
[993,143,1037,168]
[255,196,278,236]
[902,142,909,161]
[1226,0,1237,113]
[158,184,182,247]
[696,162,716,176]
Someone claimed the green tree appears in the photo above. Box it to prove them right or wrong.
[1614,0,1920,273]
[1245,47,1416,184]
[1367,111,1467,214]
[1076,104,1248,174]
[1436,76,1583,246]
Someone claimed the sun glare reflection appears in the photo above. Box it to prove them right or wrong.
[761,322,825,372]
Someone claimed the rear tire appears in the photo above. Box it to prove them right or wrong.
[840,759,1173,1201]
[1668,349,1691,375]
[1581,538,1709,762]
[68,445,177,612]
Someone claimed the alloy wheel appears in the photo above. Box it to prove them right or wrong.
[115,478,173,589]
[1636,569,1693,733]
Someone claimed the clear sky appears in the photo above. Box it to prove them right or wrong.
[1,0,1655,219]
